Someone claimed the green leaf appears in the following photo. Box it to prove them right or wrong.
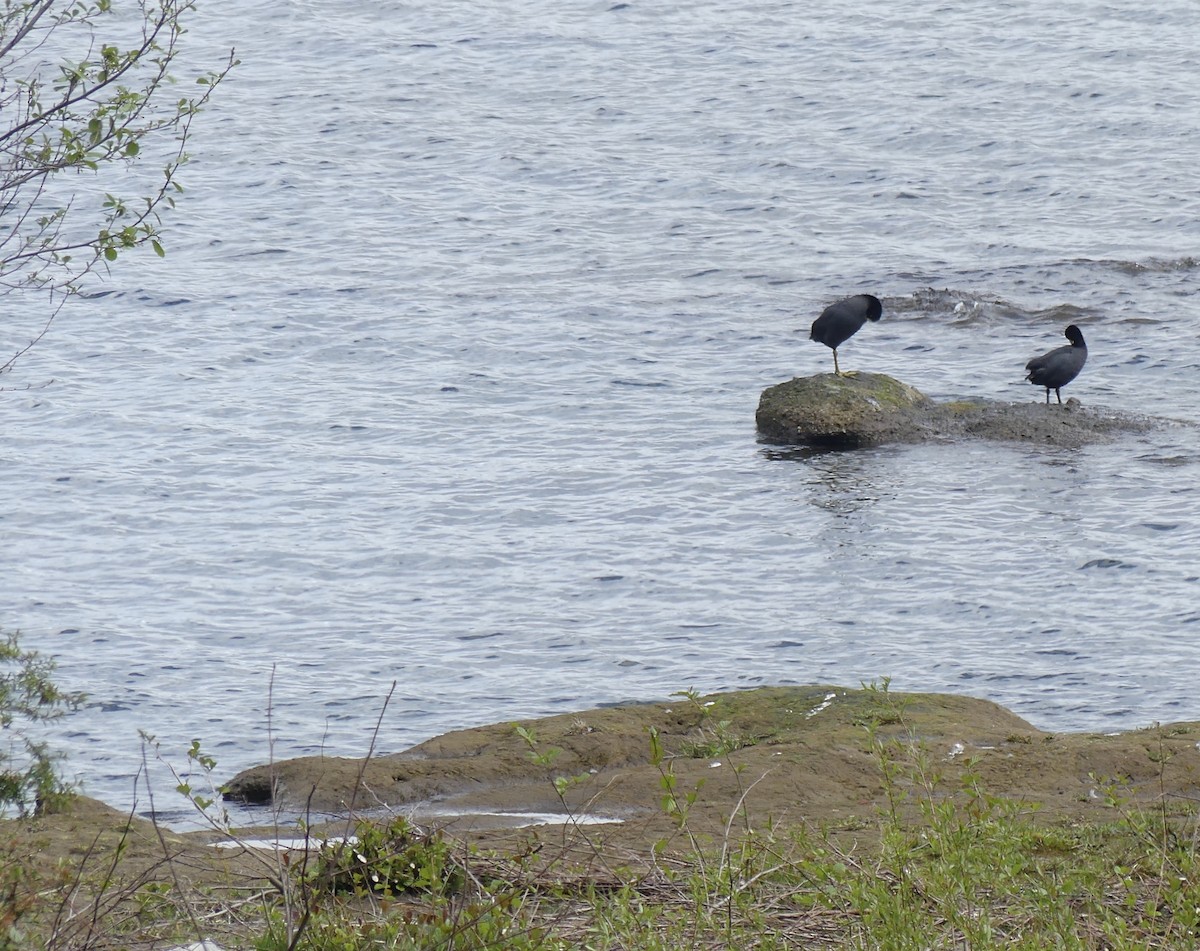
[104,247,118,261]
[152,239,165,257]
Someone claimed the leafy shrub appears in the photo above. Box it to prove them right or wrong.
[311,815,464,898]
[0,630,85,817]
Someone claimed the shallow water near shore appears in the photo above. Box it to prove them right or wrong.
[3,0,1199,816]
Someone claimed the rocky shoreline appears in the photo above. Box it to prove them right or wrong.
[218,684,1200,841]
[10,684,1200,948]
[13,685,1200,849]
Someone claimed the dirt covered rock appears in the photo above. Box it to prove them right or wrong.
[223,685,1200,844]
[10,684,1200,931]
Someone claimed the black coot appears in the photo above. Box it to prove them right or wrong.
[1025,324,1088,404]
[809,294,882,376]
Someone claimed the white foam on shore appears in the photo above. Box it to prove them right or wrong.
[805,692,840,718]
[425,809,623,827]
[211,835,354,851]
[210,810,622,852]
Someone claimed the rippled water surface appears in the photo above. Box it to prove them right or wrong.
[4,0,1200,815]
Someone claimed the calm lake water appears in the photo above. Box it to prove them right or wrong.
[3,0,1199,818]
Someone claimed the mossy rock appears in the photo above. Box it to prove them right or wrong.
[756,372,934,448]
[219,684,1200,850]
[756,372,1166,449]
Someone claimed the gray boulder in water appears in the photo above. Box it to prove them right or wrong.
[756,372,932,448]
[756,371,1162,450]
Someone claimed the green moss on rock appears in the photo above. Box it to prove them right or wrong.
[756,372,933,448]
[756,372,1166,449]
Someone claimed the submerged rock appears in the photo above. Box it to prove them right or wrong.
[756,372,1164,449]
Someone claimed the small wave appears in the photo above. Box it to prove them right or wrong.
[610,378,668,387]
[1080,558,1136,570]
[892,287,1100,328]
[889,288,1020,326]
[1084,256,1200,275]
[1137,453,1197,467]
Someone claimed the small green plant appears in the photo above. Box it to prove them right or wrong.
[0,844,38,949]
[854,676,909,727]
[0,629,85,817]
[648,725,700,830]
[310,815,464,899]
[671,689,759,759]
[679,720,758,759]
[139,732,234,833]
[514,723,590,799]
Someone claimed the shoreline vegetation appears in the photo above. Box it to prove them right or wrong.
[8,682,1200,948]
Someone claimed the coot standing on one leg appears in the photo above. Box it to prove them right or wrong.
[1025,324,1088,404]
[809,294,883,376]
